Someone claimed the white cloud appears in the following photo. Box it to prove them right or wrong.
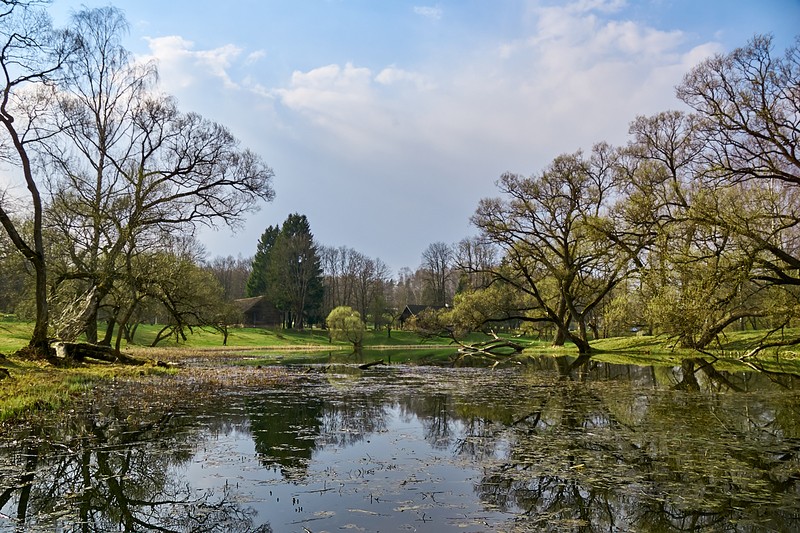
[134,0,726,270]
[276,63,374,112]
[245,49,267,65]
[138,0,720,173]
[375,66,435,91]
[413,5,443,20]
[142,36,243,89]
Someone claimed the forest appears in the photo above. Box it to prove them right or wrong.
[1,1,799,359]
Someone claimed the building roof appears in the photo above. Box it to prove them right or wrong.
[399,304,448,317]
[233,296,266,313]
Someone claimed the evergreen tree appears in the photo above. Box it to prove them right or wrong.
[247,214,324,328]
[246,225,280,297]
[268,214,324,329]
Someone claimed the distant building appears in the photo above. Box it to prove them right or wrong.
[233,296,283,327]
[397,304,447,328]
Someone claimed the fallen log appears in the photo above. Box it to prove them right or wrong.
[358,360,385,370]
[457,338,524,357]
[52,341,145,365]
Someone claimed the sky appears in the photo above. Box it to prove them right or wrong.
[23,1,800,273]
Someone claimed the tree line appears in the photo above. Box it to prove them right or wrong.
[0,1,797,360]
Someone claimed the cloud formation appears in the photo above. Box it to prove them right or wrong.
[143,36,244,89]
[111,1,731,268]
[413,6,443,20]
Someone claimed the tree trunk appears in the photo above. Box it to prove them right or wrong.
[571,335,592,356]
[551,296,569,347]
[53,341,144,365]
[101,316,117,346]
[129,323,139,342]
[85,309,98,344]
[29,257,49,354]
[552,326,567,347]
[577,318,588,345]
[0,119,50,357]
[684,310,765,350]
[115,305,137,354]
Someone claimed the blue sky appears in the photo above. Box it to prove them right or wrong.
[36,1,800,272]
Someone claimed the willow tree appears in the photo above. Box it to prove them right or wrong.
[619,111,757,348]
[472,143,632,355]
[41,7,275,346]
[676,34,800,290]
[326,305,364,354]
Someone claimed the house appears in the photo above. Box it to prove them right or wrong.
[397,304,448,328]
[233,296,283,327]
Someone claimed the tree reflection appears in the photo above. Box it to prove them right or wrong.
[318,391,389,448]
[3,361,799,531]
[470,358,800,531]
[247,392,324,479]
[246,386,390,479]
[401,393,455,449]
[0,392,268,532]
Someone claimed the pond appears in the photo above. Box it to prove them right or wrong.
[1,356,799,532]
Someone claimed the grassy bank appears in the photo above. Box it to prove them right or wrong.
[2,319,799,421]
[3,319,799,363]
[0,357,174,423]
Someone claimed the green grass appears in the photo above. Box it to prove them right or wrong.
[587,329,800,374]
[0,356,173,422]
[3,318,799,360]
[0,320,33,354]
[2,319,800,422]
[589,328,800,357]
[128,324,334,348]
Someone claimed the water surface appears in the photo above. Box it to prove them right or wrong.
[1,356,799,531]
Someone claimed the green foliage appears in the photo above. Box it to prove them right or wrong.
[143,252,233,346]
[448,282,531,334]
[248,214,324,329]
[246,225,279,297]
[326,306,365,350]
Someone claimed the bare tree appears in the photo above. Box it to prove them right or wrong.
[352,254,390,327]
[320,245,358,314]
[0,1,79,353]
[321,245,392,328]
[677,34,800,287]
[420,241,453,306]
[40,7,275,344]
[205,255,251,300]
[393,266,422,308]
[454,236,497,291]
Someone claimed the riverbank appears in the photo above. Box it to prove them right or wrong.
[2,322,799,422]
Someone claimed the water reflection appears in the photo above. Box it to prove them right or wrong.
[0,385,269,532]
[1,357,799,531]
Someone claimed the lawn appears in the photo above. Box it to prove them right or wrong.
[0,320,33,354]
